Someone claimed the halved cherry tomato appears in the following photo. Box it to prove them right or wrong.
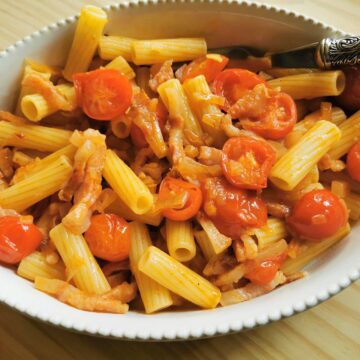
[85,214,131,262]
[130,100,168,148]
[240,92,297,140]
[178,54,229,83]
[202,177,267,239]
[245,252,287,285]
[336,66,360,112]
[0,216,43,264]
[158,177,202,221]
[347,141,360,181]
[287,189,348,241]
[222,137,276,190]
[73,68,132,120]
[213,69,265,110]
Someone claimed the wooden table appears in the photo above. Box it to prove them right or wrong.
[0,1,359,358]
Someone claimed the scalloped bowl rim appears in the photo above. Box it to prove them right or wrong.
[0,0,358,341]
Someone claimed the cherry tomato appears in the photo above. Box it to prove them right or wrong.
[158,177,202,221]
[73,68,132,120]
[336,66,360,112]
[130,100,168,148]
[85,214,131,262]
[347,141,360,181]
[240,92,297,140]
[287,189,348,241]
[245,252,287,285]
[213,69,265,110]
[222,137,276,190]
[178,55,229,83]
[0,216,43,264]
[202,177,267,239]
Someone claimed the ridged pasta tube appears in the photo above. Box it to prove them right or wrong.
[103,149,154,215]
[267,71,345,100]
[0,156,73,212]
[270,120,341,191]
[50,223,110,294]
[129,222,173,313]
[63,6,108,81]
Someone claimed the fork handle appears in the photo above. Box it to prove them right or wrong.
[316,36,360,69]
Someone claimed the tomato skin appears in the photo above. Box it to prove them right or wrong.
[130,100,168,148]
[245,252,287,285]
[221,137,276,190]
[158,177,202,221]
[85,214,131,262]
[0,217,43,264]
[336,66,360,112]
[202,177,267,239]
[347,141,360,181]
[73,68,132,121]
[287,189,348,241]
[240,92,297,140]
[178,55,229,83]
[213,69,265,110]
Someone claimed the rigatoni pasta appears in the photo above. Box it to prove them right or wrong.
[270,120,341,191]
[166,219,196,262]
[138,246,221,309]
[17,251,65,281]
[50,223,110,294]
[63,6,108,81]
[158,79,204,140]
[0,156,73,212]
[267,71,345,100]
[129,222,173,313]
[132,38,207,65]
[99,36,135,61]
[103,149,154,215]
[0,121,71,152]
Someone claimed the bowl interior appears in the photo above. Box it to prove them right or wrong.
[0,1,357,340]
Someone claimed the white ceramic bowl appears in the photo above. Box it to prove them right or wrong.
[0,0,359,341]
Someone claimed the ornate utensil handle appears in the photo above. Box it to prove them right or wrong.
[317,36,360,69]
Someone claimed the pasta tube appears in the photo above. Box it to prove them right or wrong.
[285,107,346,148]
[251,218,288,249]
[267,71,345,100]
[0,156,73,212]
[12,144,76,183]
[111,116,132,139]
[17,251,65,281]
[281,223,350,275]
[103,149,154,215]
[328,110,360,160]
[194,230,216,261]
[15,65,51,115]
[132,38,207,65]
[183,75,226,147]
[270,120,341,191]
[50,223,110,294]
[158,79,203,139]
[63,6,108,81]
[106,196,163,226]
[138,246,221,309]
[105,55,135,79]
[129,222,173,313]
[21,84,76,122]
[99,36,134,61]
[0,121,71,152]
[166,219,196,262]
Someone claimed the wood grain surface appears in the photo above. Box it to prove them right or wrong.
[0,1,359,359]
